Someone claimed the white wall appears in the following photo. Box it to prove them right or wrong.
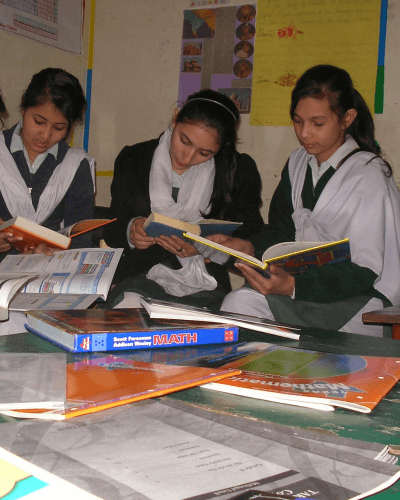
[1,0,399,220]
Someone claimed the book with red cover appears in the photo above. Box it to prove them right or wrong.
[202,344,400,413]
[0,356,240,420]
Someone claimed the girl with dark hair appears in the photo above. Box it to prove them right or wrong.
[104,88,263,308]
[217,64,400,336]
[0,68,94,257]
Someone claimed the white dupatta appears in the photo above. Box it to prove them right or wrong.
[0,132,95,225]
[146,128,218,296]
[288,137,400,305]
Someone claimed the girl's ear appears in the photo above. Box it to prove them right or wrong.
[342,108,357,129]
[171,108,179,127]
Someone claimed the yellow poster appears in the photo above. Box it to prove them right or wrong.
[250,0,381,126]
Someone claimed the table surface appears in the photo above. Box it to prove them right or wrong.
[1,328,400,499]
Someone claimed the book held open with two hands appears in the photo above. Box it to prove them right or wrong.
[0,216,116,251]
[143,212,242,239]
[184,234,351,276]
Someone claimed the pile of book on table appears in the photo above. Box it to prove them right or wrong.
[0,297,394,420]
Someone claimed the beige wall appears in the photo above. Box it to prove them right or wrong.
[1,0,399,220]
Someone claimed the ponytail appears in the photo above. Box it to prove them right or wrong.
[291,65,391,175]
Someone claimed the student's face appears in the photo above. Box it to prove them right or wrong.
[292,97,354,164]
[21,101,69,163]
[169,119,220,174]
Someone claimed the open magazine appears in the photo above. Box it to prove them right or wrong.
[0,248,122,318]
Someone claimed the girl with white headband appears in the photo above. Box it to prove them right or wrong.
[104,88,263,308]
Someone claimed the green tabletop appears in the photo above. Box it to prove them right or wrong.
[1,328,400,499]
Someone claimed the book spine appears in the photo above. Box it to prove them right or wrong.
[73,326,239,352]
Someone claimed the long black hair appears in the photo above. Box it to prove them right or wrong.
[0,90,7,129]
[21,68,86,134]
[176,89,240,218]
[290,64,391,175]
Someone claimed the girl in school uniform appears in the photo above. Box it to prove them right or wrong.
[103,88,264,308]
[218,64,400,336]
[0,68,95,257]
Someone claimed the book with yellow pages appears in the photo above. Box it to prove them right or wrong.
[184,234,350,276]
[143,212,242,239]
[0,216,116,251]
[0,356,240,420]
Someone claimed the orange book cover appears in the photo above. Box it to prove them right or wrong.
[67,218,117,239]
[3,225,70,251]
[1,356,240,420]
[203,344,400,413]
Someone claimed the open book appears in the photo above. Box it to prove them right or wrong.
[184,234,351,275]
[143,212,242,239]
[0,248,122,317]
[140,297,301,340]
[202,343,400,413]
[0,216,116,251]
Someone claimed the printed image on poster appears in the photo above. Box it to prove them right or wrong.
[178,4,256,114]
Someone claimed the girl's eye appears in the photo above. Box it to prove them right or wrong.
[200,152,210,157]
[55,126,66,131]
[34,120,44,126]
[314,123,324,127]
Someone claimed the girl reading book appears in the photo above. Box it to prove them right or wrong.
[217,65,400,336]
[104,88,263,308]
[0,68,95,257]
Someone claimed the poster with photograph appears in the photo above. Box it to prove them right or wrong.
[178,4,256,114]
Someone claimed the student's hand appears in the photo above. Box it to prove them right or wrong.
[130,217,156,249]
[0,217,19,253]
[0,231,15,253]
[23,243,55,256]
[236,263,295,296]
[206,234,255,256]
[156,235,199,258]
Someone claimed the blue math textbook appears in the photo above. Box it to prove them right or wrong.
[25,308,238,353]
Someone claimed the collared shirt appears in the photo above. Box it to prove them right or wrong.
[308,136,359,187]
[10,121,59,174]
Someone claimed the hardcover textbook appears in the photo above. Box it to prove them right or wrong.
[202,344,400,413]
[0,216,116,251]
[0,356,241,420]
[184,234,351,275]
[25,308,239,352]
[143,212,242,239]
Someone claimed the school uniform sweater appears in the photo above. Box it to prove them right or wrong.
[104,138,264,290]
[249,161,386,304]
[1,125,94,249]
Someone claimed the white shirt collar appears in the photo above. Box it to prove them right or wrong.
[308,136,359,187]
[10,121,59,174]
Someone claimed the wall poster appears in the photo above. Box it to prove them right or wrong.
[178,4,256,114]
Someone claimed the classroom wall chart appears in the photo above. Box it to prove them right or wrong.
[250,0,382,126]
[0,0,84,54]
[178,4,256,114]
